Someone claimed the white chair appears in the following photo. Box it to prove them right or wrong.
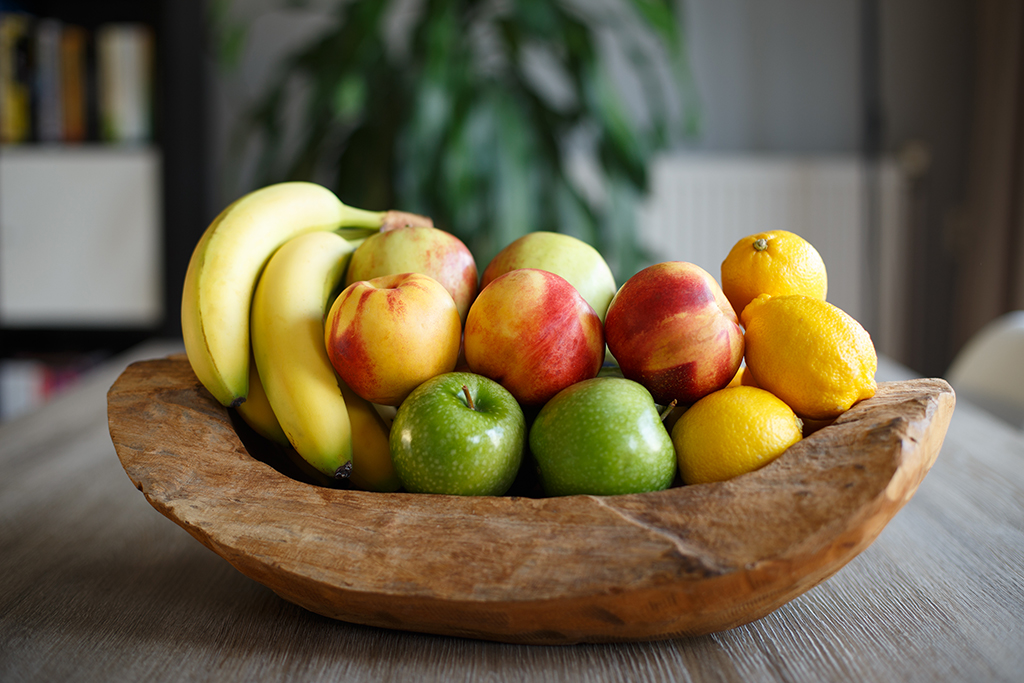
[946,311,1024,429]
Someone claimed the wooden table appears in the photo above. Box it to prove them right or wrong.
[2,340,1022,682]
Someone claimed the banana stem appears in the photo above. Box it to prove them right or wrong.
[338,205,388,229]
[337,205,436,232]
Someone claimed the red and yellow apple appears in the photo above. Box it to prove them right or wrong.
[463,268,605,406]
[346,225,478,321]
[325,272,461,406]
[480,231,617,321]
[604,262,744,406]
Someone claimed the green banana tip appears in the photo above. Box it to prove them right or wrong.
[335,461,353,480]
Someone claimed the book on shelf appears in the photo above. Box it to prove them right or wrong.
[0,12,153,145]
[34,18,62,142]
[60,23,88,143]
[97,23,152,144]
[0,12,32,144]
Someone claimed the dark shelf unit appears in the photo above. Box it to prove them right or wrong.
[0,0,207,356]
[0,0,206,419]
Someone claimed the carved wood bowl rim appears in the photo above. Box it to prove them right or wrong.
[107,355,955,645]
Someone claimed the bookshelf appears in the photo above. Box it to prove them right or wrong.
[0,0,207,420]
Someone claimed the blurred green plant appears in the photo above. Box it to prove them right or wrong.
[221,0,698,279]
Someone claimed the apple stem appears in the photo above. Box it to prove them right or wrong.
[659,400,678,422]
[462,385,477,411]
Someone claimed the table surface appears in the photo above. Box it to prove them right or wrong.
[2,340,1023,683]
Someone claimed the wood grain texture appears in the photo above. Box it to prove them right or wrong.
[3,345,1023,682]
[106,355,954,645]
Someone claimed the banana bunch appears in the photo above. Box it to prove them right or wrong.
[181,181,417,491]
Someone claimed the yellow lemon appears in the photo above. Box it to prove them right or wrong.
[741,294,877,420]
[672,386,803,485]
[720,230,828,317]
[726,364,760,389]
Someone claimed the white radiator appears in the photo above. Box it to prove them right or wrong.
[637,154,909,358]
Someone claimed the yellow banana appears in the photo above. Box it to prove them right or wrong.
[339,379,401,492]
[181,181,393,407]
[235,354,289,446]
[250,230,357,478]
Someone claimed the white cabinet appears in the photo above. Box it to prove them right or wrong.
[0,146,163,326]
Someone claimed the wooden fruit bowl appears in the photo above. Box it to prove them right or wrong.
[107,354,955,644]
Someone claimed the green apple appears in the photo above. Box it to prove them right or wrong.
[390,372,526,495]
[529,377,677,496]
